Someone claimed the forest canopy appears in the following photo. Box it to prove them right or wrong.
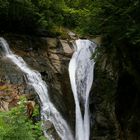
[0,0,139,45]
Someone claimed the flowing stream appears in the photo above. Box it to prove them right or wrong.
[0,37,74,140]
[69,39,96,140]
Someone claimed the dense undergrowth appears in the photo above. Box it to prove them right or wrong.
[0,96,46,140]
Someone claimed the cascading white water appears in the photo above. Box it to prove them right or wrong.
[0,37,74,140]
[69,39,96,140]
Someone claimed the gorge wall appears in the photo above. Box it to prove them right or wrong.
[90,43,140,140]
[0,34,140,140]
[0,34,75,139]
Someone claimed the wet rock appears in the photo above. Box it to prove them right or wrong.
[0,34,75,139]
[43,120,61,140]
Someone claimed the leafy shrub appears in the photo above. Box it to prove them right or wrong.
[0,96,46,140]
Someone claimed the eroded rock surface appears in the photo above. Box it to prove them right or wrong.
[0,34,75,139]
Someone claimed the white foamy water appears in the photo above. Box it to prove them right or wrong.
[69,39,96,140]
[0,37,74,140]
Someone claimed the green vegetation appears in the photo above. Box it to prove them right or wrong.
[0,0,139,42]
[0,97,46,140]
[0,0,64,34]
[85,0,140,45]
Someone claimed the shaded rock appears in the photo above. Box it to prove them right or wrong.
[0,100,9,111]
[95,112,109,128]
[91,36,102,45]
[0,84,20,110]
[59,39,74,55]
[43,120,61,140]
[47,38,58,49]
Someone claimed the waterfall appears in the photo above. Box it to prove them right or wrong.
[69,39,96,140]
[0,37,74,140]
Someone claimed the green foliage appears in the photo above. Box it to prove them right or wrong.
[0,0,66,34]
[62,7,89,29]
[0,0,39,33]
[75,0,140,79]
[0,0,139,42]
[0,97,46,140]
[80,0,140,45]
[0,0,93,35]
[65,0,91,9]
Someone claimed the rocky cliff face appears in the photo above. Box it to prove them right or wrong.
[0,34,75,139]
[90,44,140,140]
[1,34,140,140]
